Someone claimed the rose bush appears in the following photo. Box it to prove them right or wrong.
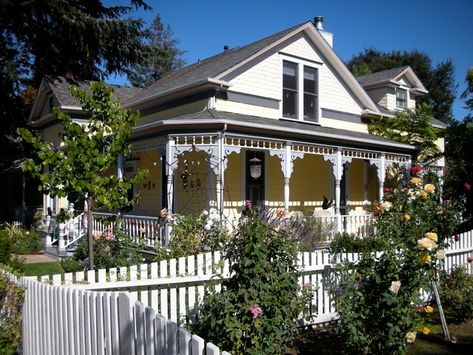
[192,207,311,354]
[333,165,460,354]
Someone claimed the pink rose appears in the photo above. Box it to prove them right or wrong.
[410,165,422,175]
[244,199,252,207]
[464,183,471,191]
[249,304,263,319]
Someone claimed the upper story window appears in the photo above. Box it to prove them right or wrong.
[282,60,319,122]
[396,88,408,109]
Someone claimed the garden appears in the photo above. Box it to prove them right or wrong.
[2,164,473,354]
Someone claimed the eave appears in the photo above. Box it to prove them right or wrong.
[125,78,232,111]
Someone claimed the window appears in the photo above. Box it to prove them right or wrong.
[282,60,319,122]
[396,88,408,109]
[283,61,298,118]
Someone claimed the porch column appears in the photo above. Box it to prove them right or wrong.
[216,133,224,212]
[370,154,386,202]
[324,149,351,233]
[270,144,303,211]
[165,137,176,213]
[117,154,124,181]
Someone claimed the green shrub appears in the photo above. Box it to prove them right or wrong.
[73,219,144,270]
[0,270,24,354]
[1,224,43,255]
[332,166,460,354]
[192,208,312,354]
[330,233,389,253]
[285,212,334,251]
[156,210,230,260]
[0,232,11,264]
[60,256,84,273]
[439,266,473,323]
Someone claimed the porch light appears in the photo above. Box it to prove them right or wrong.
[249,156,262,180]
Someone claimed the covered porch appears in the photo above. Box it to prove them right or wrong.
[127,130,411,239]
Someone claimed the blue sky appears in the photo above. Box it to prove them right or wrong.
[112,0,472,120]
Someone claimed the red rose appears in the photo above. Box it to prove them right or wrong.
[410,165,422,175]
[244,199,252,207]
[373,210,380,217]
[464,183,471,191]
[383,187,391,193]
[454,234,460,242]
[467,256,473,263]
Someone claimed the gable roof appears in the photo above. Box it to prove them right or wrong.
[126,21,379,112]
[125,24,302,107]
[356,66,410,86]
[44,76,142,107]
[29,76,142,124]
[356,66,428,94]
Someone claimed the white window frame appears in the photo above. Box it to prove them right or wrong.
[280,55,321,123]
[395,87,409,110]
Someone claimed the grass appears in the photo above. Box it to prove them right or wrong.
[22,262,64,277]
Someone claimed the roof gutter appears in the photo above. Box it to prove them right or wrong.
[361,109,395,119]
[134,117,415,151]
[125,78,232,110]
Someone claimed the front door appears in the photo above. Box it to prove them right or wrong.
[245,151,265,209]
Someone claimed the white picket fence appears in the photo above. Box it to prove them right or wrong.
[14,274,230,355]
[34,228,473,328]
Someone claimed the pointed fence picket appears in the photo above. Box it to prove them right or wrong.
[9,272,228,355]
[12,228,472,354]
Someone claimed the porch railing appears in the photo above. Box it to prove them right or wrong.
[92,212,167,248]
[313,213,374,242]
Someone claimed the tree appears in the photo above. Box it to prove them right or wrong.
[128,14,186,88]
[444,68,473,231]
[18,82,147,269]
[347,49,457,124]
[367,103,442,165]
[0,0,156,171]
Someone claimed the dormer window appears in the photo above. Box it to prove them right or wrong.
[396,88,408,109]
[282,59,319,122]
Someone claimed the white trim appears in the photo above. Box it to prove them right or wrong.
[280,55,321,123]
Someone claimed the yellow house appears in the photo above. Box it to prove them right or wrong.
[30,18,439,235]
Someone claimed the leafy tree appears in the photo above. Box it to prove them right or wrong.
[367,103,442,165]
[128,14,186,88]
[347,49,456,124]
[461,67,473,113]
[0,0,155,170]
[18,82,147,269]
[444,68,473,231]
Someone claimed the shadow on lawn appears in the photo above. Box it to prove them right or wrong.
[286,321,473,355]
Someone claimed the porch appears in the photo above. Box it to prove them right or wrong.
[129,133,410,224]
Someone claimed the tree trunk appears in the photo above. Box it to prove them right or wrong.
[86,199,94,270]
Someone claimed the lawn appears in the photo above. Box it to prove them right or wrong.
[22,262,64,277]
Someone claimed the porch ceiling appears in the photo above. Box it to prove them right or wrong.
[133,109,416,154]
